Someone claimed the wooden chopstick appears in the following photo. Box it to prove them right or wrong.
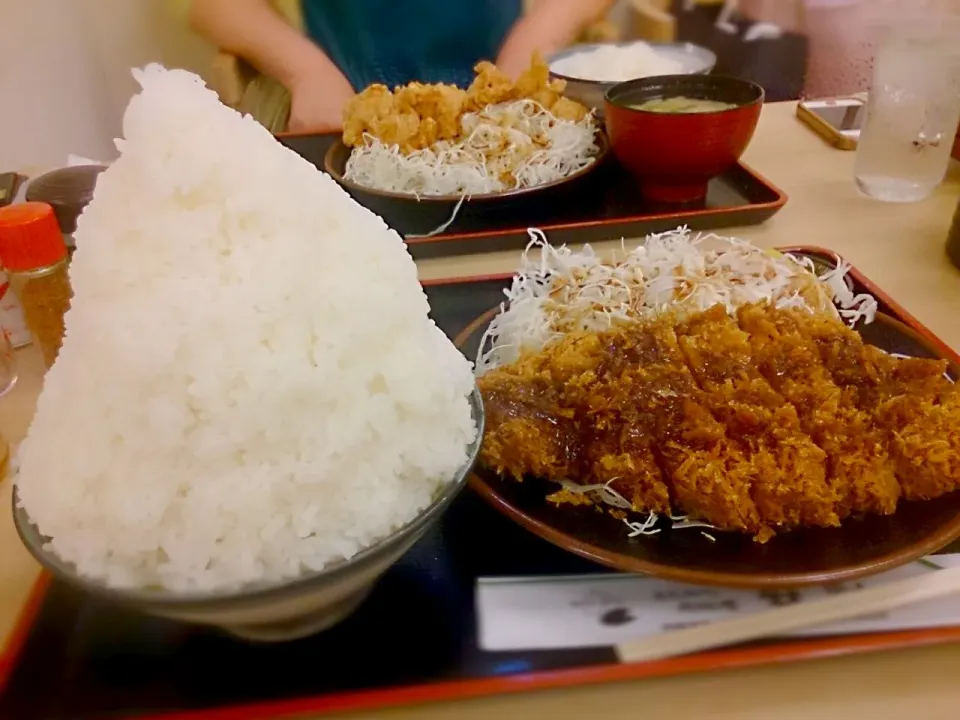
[616,566,960,664]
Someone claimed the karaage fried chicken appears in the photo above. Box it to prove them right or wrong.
[477,303,960,542]
[341,84,397,148]
[549,96,590,123]
[464,61,517,112]
[342,82,466,152]
[342,52,589,153]
[395,83,466,140]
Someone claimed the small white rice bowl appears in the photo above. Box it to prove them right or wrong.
[550,41,686,83]
[550,40,716,83]
[548,42,717,113]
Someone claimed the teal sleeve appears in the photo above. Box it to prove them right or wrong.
[301,0,522,90]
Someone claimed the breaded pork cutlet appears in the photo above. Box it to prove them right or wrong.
[553,330,675,514]
[781,309,960,500]
[477,303,960,542]
[791,310,946,406]
[479,371,579,483]
[480,319,773,539]
[674,306,837,529]
[588,320,765,535]
[479,331,673,514]
[736,304,899,517]
[890,395,960,499]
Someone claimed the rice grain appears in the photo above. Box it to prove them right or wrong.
[14,66,477,593]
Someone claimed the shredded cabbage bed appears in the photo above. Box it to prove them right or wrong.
[476,226,878,374]
[343,100,598,197]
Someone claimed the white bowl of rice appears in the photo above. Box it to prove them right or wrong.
[11,65,486,642]
[14,389,484,642]
[549,41,717,113]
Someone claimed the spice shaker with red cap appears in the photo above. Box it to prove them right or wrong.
[0,202,72,368]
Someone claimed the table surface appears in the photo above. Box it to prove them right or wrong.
[3,102,960,719]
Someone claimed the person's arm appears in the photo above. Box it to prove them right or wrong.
[496,0,617,77]
[189,0,354,132]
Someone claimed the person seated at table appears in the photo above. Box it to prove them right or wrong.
[189,0,615,133]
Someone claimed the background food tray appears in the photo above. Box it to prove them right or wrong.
[2,248,958,720]
[278,133,787,259]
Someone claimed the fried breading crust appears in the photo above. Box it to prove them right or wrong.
[342,52,588,153]
[781,308,960,500]
[477,303,960,541]
[737,304,899,518]
[675,306,838,529]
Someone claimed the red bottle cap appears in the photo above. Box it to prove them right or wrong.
[0,202,68,272]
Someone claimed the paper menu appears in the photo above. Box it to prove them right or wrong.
[476,554,960,652]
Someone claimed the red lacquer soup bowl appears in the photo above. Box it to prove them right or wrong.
[604,75,764,203]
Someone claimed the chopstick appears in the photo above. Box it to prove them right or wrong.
[616,566,960,664]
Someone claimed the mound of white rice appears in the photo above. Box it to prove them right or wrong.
[550,42,683,83]
[14,65,477,593]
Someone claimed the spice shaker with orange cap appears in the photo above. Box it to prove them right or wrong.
[0,202,72,368]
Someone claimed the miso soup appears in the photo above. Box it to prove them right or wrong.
[631,97,737,114]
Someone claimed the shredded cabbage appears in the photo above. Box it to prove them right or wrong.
[343,100,598,197]
[476,226,878,374]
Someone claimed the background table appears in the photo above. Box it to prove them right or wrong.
[2,102,960,719]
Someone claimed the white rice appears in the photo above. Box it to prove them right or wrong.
[550,42,683,83]
[13,65,478,593]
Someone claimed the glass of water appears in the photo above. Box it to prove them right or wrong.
[854,17,960,203]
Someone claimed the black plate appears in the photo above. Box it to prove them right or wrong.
[322,133,609,229]
[459,309,960,589]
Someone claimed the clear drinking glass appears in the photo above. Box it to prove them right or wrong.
[854,18,960,202]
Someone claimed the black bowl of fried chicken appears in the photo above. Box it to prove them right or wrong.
[323,54,609,236]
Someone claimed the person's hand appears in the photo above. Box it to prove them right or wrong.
[287,75,356,134]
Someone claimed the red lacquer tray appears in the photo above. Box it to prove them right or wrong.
[1,248,958,720]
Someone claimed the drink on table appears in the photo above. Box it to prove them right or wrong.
[854,18,960,203]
